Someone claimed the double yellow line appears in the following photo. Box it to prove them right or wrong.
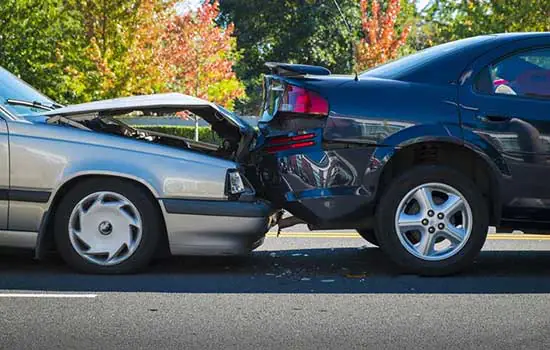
[266,232,550,240]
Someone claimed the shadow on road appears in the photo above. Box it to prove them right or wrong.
[1,247,550,294]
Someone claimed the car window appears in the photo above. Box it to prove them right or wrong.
[0,66,55,118]
[360,36,494,80]
[477,48,550,99]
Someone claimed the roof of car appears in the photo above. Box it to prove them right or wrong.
[42,93,213,116]
[362,32,550,84]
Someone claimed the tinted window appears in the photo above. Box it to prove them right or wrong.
[480,48,550,99]
[0,66,54,118]
[360,36,494,80]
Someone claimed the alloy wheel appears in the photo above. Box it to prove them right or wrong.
[394,182,473,261]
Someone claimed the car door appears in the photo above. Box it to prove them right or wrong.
[459,37,550,227]
[0,110,9,230]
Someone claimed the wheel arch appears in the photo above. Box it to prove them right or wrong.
[373,138,505,226]
[35,173,169,259]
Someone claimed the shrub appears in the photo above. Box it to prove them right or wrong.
[133,125,221,143]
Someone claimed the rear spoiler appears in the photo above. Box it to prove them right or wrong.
[265,62,331,77]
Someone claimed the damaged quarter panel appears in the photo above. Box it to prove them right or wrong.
[8,120,234,232]
[259,76,463,227]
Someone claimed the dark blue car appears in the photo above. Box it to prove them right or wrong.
[254,33,550,275]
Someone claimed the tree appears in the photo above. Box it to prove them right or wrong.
[219,0,417,114]
[78,0,174,100]
[354,0,411,71]
[164,0,245,140]
[0,0,90,103]
[421,0,550,47]
[218,0,361,114]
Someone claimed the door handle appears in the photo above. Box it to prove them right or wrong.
[476,114,511,123]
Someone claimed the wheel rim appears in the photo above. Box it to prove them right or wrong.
[68,191,143,266]
[394,182,473,261]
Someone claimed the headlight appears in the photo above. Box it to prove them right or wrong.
[226,170,246,195]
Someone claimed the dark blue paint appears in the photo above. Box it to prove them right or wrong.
[256,33,550,231]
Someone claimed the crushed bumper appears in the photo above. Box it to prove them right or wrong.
[160,198,274,256]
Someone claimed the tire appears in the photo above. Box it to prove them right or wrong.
[375,165,489,276]
[356,229,379,246]
[54,178,162,274]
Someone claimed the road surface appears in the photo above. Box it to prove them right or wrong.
[1,231,550,349]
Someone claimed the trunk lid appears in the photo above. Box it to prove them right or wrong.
[259,63,354,131]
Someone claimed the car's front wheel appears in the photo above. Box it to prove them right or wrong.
[54,178,162,274]
[375,165,489,276]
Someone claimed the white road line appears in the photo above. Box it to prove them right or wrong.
[0,293,97,298]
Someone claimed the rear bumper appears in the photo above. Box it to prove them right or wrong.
[160,198,273,256]
[257,145,379,227]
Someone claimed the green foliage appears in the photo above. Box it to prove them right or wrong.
[0,0,241,109]
[218,0,418,114]
[422,0,550,47]
[218,0,361,114]
[0,0,90,103]
[4,0,550,118]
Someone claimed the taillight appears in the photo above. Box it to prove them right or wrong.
[280,85,328,115]
[265,132,317,154]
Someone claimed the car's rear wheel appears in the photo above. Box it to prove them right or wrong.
[356,229,378,246]
[375,165,489,276]
[54,178,162,274]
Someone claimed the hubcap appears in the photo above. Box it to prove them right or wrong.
[98,221,113,235]
[394,182,473,261]
[68,191,143,266]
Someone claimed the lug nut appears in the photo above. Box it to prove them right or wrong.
[428,210,435,217]
[438,223,445,230]
[437,213,444,219]
[428,227,435,234]
[422,219,429,226]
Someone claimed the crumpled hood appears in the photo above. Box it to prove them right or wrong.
[41,93,214,118]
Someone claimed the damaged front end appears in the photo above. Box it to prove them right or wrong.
[42,93,256,164]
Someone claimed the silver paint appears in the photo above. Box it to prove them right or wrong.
[0,230,37,248]
[162,211,269,255]
[0,119,8,230]
[0,94,269,254]
[394,182,473,261]
[69,191,143,266]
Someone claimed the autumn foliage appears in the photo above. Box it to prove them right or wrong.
[164,1,244,109]
[36,0,244,109]
[355,0,411,71]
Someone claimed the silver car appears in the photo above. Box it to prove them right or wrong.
[0,66,274,274]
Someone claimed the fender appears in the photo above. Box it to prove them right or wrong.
[34,168,161,259]
[367,122,509,179]
[362,123,507,224]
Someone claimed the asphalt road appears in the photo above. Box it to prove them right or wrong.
[1,231,550,349]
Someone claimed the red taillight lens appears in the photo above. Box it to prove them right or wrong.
[266,141,316,154]
[280,85,328,115]
[265,132,317,153]
[268,132,316,145]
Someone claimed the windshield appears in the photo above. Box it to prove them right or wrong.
[360,36,494,80]
[0,66,55,119]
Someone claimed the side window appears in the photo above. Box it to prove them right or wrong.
[476,48,550,99]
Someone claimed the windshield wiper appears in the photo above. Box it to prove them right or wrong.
[5,98,61,111]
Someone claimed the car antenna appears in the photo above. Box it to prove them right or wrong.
[331,0,358,81]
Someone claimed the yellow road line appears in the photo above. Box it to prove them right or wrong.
[266,232,550,240]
